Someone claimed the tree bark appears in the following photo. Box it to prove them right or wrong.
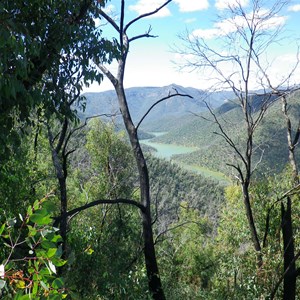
[282,95,299,182]
[242,183,262,266]
[47,122,68,258]
[115,83,165,300]
[281,197,296,300]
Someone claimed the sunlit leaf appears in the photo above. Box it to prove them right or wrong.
[0,279,6,289]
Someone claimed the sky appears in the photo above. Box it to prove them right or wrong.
[86,0,300,92]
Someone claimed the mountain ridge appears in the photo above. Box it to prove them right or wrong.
[81,84,234,124]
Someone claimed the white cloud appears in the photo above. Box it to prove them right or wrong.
[184,18,197,24]
[102,4,115,14]
[215,0,249,10]
[174,0,209,12]
[191,9,287,39]
[128,0,171,18]
[191,28,220,39]
[288,4,300,12]
[267,53,300,87]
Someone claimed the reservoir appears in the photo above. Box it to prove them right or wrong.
[141,132,229,183]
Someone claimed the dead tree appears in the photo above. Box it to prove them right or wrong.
[177,0,299,268]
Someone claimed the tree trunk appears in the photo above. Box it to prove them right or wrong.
[116,84,166,300]
[48,125,68,258]
[282,95,299,182]
[58,177,68,257]
[242,183,262,267]
[281,197,296,300]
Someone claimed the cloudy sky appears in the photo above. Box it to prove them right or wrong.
[87,0,300,92]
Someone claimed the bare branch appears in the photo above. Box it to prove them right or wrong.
[98,9,120,33]
[129,26,158,43]
[124,0,172,33]
[154,221,199,245]
[54,198,147,226]
[96,63,118,87]
[71,112,120,135]
[136,90,193,130]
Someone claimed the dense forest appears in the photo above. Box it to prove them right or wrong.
[1,1,300,300]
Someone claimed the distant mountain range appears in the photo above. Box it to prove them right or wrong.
[81,84,234,124]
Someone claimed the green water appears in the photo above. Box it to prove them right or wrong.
[141,132,230,183]
[141,140,197,159]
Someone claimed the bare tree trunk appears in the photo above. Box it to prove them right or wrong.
[115,84,165,300]
[282,95,300,182]
[244,131,262,266]
[281,197,296,300]
[280,93,300,299]
[242,183,262,266]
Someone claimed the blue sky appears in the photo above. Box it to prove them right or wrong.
[87,0,300,92]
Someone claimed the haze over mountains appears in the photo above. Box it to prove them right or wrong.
[82,84,234,124]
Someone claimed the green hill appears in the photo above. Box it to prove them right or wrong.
[149,91,300,177]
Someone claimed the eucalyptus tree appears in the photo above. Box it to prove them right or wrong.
[92,1,193,298]
[177,0,299,268]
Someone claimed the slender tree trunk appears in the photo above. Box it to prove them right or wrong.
[242,183,262,266]
[281,197,296,300]
[282,95,299,181]
[243,134,262,265]
[58,177,68,257]
[115,84,165,300]
[281,94,299,299]
[48,125,68,258]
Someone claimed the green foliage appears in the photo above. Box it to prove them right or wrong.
[147,155,224,226]
[0,0,118,160]
[62,119,147,299]
[66,205,146,300]
[84,118,137,199]
[157,202,216,299]
[0,196,67,299]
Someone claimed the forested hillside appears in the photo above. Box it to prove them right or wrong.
[1,1,300,300]
[151,92,300,176]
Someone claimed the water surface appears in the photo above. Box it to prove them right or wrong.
[141,132,229,183]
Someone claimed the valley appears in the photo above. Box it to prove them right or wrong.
[141,131,229,183]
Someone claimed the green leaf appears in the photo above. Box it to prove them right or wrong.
[32,281,38,296]
[42,201,57,213]
[27,225,37,237]
[0,223,6,235]
[51,257,66,267]
[51,234,63,243]
[0,279,6,289]
[51,277,64,289]
[41,240,56,250]
[40,280,49,291]
[33,200,40,211]
[13,292,31,300]
[30,212,51,226]
[46,247,58,258]
[15,280,26,289]
[27,205,33,217]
